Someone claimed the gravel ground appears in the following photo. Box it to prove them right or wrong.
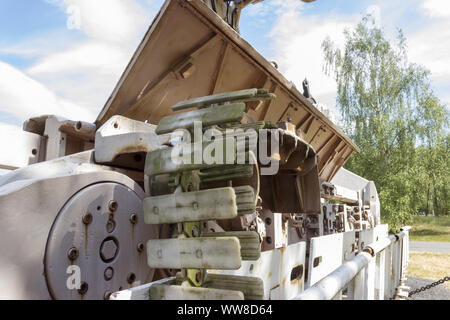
[406,277,450,300]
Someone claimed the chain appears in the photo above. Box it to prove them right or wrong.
[408,276,450,297]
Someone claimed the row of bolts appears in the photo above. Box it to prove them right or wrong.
[66,200,143,299]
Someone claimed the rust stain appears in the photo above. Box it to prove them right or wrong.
[84,224,89,259]
[117,144,149,155]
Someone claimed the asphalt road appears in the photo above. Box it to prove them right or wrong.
[406,277,450,300]
[407,241,450,299]
[409,241,450,253]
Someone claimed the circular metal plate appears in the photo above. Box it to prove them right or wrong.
[45,182,158,300]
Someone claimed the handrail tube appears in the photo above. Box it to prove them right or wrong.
[294,228,409,300]
[293,252,373,300]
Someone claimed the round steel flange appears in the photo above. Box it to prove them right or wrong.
[44,182,158,300]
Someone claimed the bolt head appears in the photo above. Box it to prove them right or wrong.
[130,214,138,224]
[109,201,118,212]
[67,247,79,261]
[82,213,93,225]
[127,273,136,284]
[78,282,89,295]
[137,242,145,253]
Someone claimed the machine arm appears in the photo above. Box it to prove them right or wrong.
[203,0,316,31]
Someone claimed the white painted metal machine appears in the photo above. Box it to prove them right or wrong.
[0,0,410,300]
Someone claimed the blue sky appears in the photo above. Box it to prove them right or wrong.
[0,0,449,129]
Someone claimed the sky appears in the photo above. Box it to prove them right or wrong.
[0,0,449,129]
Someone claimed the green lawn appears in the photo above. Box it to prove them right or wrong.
[408,215,450,242]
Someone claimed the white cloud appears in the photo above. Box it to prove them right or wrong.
[0,61,95,122]
[408,20,450,79]
[246,2,272,17]
[408,2,450,104]
[47,0,149,44]
[28,41,129,76]
[0,0,161,127]
[26,41,130,114]
[264,0,359,123]
[421,0,450,18]
[264,0,450,117]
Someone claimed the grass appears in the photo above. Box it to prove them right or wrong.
[407,252,450,289]
[408,215,450,242]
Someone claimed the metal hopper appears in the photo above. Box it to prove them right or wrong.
[96,0,359,182]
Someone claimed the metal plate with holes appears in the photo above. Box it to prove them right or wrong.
[44,182,158,300]
[358,224,389,251]
[307,231,356,288]
[211,242,306,300]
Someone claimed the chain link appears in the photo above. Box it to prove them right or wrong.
[408,276,450,297]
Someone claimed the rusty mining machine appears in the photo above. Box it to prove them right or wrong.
[0,0,410,300]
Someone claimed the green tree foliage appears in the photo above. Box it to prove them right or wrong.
[322,17,449,229]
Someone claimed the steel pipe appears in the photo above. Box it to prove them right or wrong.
[295,228,410,300]
[294,252,373,300]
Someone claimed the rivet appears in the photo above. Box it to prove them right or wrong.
[157,249,163,259]
[193,202,199,210]
[67,247,79,261]
[196,249,203,259]
[153,207,159,215]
